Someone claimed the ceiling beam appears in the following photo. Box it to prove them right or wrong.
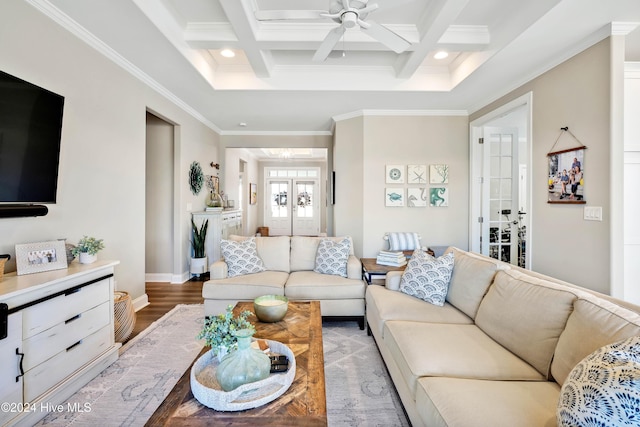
[395,0,470,79]
[219,0,272,78]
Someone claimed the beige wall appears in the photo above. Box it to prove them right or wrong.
[333,115,469,257]
[0,0,219,302]
[471,38,612,293]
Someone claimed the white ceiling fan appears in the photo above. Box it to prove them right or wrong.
[254,0,411,62]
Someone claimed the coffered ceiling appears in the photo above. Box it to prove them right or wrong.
[41,0,640,133]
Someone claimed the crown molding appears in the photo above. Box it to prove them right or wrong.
[332,109,468,123]
[26,0,223,135]
[220,130,333,136]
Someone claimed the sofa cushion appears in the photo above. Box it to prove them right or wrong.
[475,269,577,378]
[399,250,454,306]
[202,271,288,299]
[557,335,640,427]
[290,236,354,271]
[285,271,365,300]
[366,285,472,339]
[314,237,350,277]
[444,247,504,319]
[228,235,290,273]
[417,377,559,427]
[551,296,640,386]
[220,237,266,277]
[383,320,544,397]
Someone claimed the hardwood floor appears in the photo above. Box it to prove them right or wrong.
[125,276,206,344]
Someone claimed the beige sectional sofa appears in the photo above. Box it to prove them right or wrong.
[366,246,640,427]
[202,235,366,327]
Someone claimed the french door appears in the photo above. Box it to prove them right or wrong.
[265,178,320,236]
[481,127,526,267]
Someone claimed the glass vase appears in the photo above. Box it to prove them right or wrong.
[215,328,270,392]
[206,191,223,208]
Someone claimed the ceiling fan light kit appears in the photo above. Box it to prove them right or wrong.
[255,0,411,63]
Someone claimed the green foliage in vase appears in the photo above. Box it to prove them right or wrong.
[71,236,105,256]
[197,305,255,355]
[191,218,208,258]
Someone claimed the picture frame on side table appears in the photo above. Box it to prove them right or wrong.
[15,240,68,275]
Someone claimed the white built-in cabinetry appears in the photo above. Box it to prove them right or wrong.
[192,209,243,270]
[0,261,120,426]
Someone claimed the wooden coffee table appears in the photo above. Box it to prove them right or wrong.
[145,301,327,426]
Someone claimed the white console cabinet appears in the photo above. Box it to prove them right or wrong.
[192,209,242,271]
[0,261,120,426]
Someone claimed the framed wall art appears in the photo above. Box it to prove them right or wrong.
[385,188,404,207]
[429,187,449,207]
[548,147,586,204]
[385,165,405,184]
[407,165,427,184]
[407,188,427,207]
[429,164,449,184]
[15,240,68,275]
[249,183,257,205]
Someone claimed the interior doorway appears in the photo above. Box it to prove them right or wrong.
[145,112,175,282]
[470,93,532,268]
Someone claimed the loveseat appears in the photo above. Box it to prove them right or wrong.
[202,235,366,327]
[366,246,640,426]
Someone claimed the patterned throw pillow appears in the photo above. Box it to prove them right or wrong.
[399,250,454,306]
[557,335,640,426]
[313,238,350,277]
[220,237,266,278]
[387,232,421,251]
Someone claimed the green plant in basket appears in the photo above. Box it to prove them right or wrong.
[197,305,254,357]
[71,236,105,256]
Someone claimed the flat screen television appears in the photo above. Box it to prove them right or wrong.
[0,70,64,205]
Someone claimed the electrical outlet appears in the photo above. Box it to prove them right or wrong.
[583,206,602,221]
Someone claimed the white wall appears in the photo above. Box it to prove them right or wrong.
[0,0,219,303]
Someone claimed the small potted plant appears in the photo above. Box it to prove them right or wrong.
[71,236,105,264]
[197,305,254,362]
[190,218,208,277]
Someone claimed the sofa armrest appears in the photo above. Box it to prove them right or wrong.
[210,260,228,279]
[385,270,403,291]
[346,255,362,280]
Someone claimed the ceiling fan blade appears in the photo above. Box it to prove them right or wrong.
[254,10,326,21]
[356,3,378,15]
[361,21,411,53]
[313,25,347,62]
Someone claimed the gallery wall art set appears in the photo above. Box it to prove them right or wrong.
[385,164,449,207]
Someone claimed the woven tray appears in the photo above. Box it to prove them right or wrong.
[190,339,296,411]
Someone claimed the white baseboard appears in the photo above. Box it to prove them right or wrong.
[173,272,192,284]
[145,273,172,283]
[132,294,149,312]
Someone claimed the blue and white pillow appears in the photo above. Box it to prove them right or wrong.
[557,335,640,426]
[220,237,266,277]
[387,232,421,251]
[399,250,454,306]
[313,238,350,277]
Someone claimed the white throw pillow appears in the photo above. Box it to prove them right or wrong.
[399,250,454,306]
[387,232,421,251]
[220,237,266,278]
[557,335,640,426]
[313,237,350,277]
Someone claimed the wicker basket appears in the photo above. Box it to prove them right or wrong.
[114,291,136,342]
[0,258,6,281]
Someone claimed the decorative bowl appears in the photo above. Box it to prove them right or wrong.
[254,295,288,322]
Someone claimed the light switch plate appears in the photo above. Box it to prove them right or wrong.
[583,206,602,221]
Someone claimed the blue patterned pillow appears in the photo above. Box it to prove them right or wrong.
[313,238,350,277]
[220,237,266,278]
[399,250,454,306]
[557,335,640,426]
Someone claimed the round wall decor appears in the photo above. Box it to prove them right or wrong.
[189,161,204,195]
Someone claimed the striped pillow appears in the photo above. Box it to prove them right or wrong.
[387,232,421,251]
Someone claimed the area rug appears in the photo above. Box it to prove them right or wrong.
[36,304,409,427]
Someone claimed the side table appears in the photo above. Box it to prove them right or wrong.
[361,249,436,286]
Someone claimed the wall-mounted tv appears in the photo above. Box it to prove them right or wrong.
[0,70,64,205]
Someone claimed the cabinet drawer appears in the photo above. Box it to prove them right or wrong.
[24,324,112,402]
[0,312,23,412]
[22,279,110,339]
[22,301,110,371]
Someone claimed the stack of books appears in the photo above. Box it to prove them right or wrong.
[376,250,407,267]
